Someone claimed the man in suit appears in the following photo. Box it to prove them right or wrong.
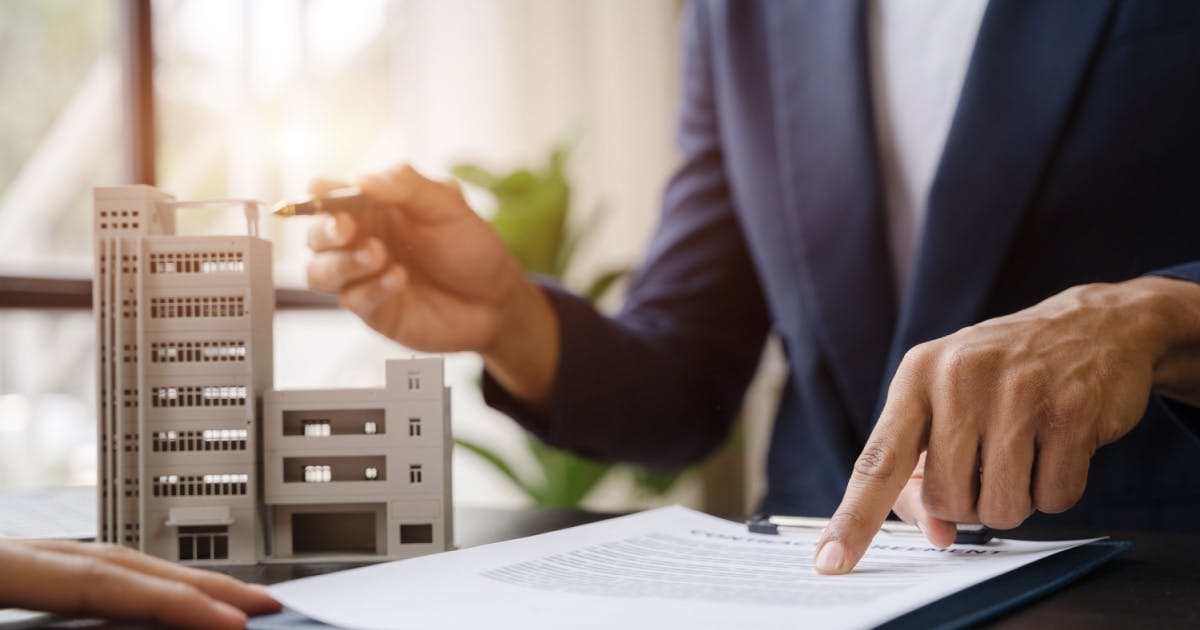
[307,0,1200,574]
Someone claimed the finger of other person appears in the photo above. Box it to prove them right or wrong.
[21,539,279,615]
[0,542,247,629]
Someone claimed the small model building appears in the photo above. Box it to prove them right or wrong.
[263,359,452,560]
[93,185,452,566]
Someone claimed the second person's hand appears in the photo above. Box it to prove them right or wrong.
[813,277,1200,575]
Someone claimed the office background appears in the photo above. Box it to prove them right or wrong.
[0,0,785,513]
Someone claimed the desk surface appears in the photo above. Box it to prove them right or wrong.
[29,506,1200,628]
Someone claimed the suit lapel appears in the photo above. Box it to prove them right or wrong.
[880,0,1119,413]
[766,0,897,441]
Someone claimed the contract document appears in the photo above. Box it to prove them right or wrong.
[268,506,1099,629]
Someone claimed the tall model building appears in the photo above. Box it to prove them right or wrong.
[94,185,452,566]
[94,186,273,565]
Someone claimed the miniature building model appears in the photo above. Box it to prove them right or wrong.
[263,359,452,560]
[93,186,451,566]
[93,186,273,565]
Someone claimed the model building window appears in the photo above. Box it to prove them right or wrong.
[152,386,246,408]
[399,523,433,544]
[153,429,247,452]
[178,526,229,561]
[152,474,248,497]
[364,420,378,435]
[150,251,245,274]
[148,296,246,319]
[408,417,421,437]
[303,420,331,437]
[151,341,247,363]
[407,371,421,390]
[304,465,332,483]
[409,464,423,484]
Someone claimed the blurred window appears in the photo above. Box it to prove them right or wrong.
[0,0,121,276]
[0,1,681,510]
[153,0,400,278]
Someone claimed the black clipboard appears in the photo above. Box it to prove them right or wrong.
[880,539,1131,629]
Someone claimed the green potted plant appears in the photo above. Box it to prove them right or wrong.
[451,136,683,508]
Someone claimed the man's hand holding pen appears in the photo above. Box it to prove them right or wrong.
[301,164,562,413]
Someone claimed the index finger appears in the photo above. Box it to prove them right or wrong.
[356,164,465,223]
[814,379,930,574]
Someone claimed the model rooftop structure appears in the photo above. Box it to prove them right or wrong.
[93,185,451,566]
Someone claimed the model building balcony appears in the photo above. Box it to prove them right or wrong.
[284,408,387,438]
[282,456,388,483]
[264,449,441,504]
[267,397,444,450]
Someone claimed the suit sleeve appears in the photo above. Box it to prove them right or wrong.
[482,0,772,469]
[1147,261,1200,442]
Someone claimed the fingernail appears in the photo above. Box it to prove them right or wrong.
[246,584,282,613]
[212,601,247,627]
[815,540,846,573]
[381,268,405,291]
[355,246,377,266]
[915,520,925,534]
[325,216,342,241]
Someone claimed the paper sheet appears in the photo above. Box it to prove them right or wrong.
[0,486,96,539]
[268,506,1099,630]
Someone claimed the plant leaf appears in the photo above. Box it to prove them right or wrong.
[550,123,584,176]
[525,435,612,507]
[631,466,688,497]
[584,267,632,303]
[451,163,502,189]
[492,169,538,196]
[561,455,611,506]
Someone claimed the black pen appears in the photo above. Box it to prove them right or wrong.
[746,514,994,545]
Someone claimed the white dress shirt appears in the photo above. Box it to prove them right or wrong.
[868,0,990,296]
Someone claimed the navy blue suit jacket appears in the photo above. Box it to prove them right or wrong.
[487,0,1200,530]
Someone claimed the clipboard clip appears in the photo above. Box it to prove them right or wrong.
[747,514,994,545]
